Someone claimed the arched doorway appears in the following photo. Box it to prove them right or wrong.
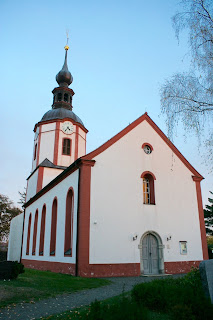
[138,231,164,275]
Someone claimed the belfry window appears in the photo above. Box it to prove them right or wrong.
[58,93,62,101]
[64,93,68,102]
[141,172,156,205]
[63,139,71,155]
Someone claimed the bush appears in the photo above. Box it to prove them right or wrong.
[0,261,24,280]
[131,268,213,320]
[87,296,148,320]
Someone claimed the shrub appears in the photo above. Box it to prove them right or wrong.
[131,269,213,320]
[0,261,24,280]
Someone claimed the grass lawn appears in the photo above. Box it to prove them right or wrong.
[0,268,110,309]
[41,293,170,320]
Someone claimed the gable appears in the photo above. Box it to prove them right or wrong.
[82,112,203,179]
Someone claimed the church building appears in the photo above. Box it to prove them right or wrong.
[8,45,208,277]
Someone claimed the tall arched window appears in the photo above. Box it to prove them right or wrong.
[141,172,156,205]
[50,198,57,256]
[64,189,74,256]
[32,210,38,255]
[39,205,46,256]
[26,214,32,255]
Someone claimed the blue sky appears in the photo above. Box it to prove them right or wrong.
[0,0,211,206]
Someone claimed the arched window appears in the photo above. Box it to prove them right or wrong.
[58,93,62,101]
[26,214,32,255]
[50,198,57,256]
[64,189,74,256]
[39,205,46,256]
[64,93,68,102]
[62,138,71,155]
[32,210,38,255]
[34,143,37,160]
[141,172,156,205]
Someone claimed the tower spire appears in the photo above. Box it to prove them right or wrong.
[56,34,73,87]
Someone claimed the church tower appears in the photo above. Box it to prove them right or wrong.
[26,45,88,202]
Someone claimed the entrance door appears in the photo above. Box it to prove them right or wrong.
[142,234,159,274]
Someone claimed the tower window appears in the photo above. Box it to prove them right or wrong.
[58,93,62,101]
[62,139,71,155]
[143,178,150,204]
[34,143,37,160]
[64,93,68,102]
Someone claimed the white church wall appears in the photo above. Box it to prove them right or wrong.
[78,129,86,158]
[26,170,38,202]
[7,213,24,262]
[39,123,56,164]
[42,168,64,189]
[89,120,203,265]
[22,169,79,264]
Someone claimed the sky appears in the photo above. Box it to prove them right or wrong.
[0,0,212,207]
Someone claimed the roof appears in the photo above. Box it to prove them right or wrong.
[40,107,84,126]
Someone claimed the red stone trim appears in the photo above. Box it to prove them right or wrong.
[36,167,44,193]
[141,171,156,180]
[21,260,201,277]
[53,122,60,165]
[21,259,75,275]
[142,142,153,151]
[74,126,79,161]
[36,125,42,167]
[82,113,203,179]
[164,261,201,274]
[76,162,94,276]
[192,178,208,260]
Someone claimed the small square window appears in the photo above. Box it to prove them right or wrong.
[179,241,187,255]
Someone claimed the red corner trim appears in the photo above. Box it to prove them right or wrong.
[142,142,153,151]
[36,125,42,167]
[141,171,156,180]
[53,122,60,165]
[193,178,208,260]
[36,167,44,193]
[82,113,203,179]
[76,161,93,276]
[74,126,79,161]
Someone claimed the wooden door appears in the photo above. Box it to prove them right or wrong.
[142,234,159,274]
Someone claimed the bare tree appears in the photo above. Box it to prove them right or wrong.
[160,0,213,153]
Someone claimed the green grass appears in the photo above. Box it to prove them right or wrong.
[0,268,110,309]
[41,293,170,320]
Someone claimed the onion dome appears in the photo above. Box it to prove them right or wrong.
[41,108,84,126]
[56,45,73,87]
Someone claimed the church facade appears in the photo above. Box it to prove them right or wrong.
[9,46,208,277]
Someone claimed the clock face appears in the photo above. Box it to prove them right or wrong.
[62,121,74,135]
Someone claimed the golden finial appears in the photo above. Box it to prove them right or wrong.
[64,30,69,51]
